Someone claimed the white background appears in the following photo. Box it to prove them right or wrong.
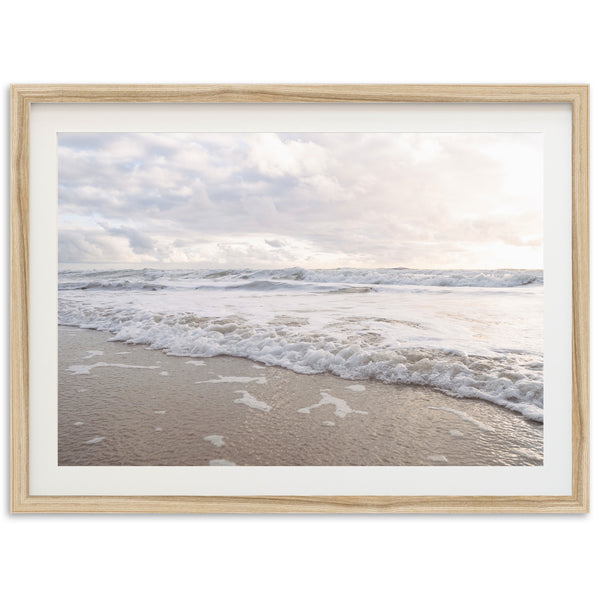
[1,1,596,599]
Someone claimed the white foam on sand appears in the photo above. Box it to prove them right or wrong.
[252,364,266,369]
[154,410,166,414]
[427,406,495,432]
[186,360,206,366]
[115,351,130,355]
[204,435,225,447]
[322,421,335,427]
[84,436,105,444]
[67,362,159,375]
[74,421,84,426]
[233,390,272,412]
[197,375,267,384]
[428,455,448,463]
[298,391,368,419]
[159,371,169,376]
[155,427,162,432]
[83,350,104,359]
[209,459,236,466]
[77,388,87,393]
[346,384,366,392]
[449,429,465,437]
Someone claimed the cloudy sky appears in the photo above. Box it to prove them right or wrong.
[58,132,543,269]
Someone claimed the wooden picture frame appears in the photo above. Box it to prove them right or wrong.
[11,84,589,513]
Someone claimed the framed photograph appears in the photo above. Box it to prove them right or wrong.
[11,85,589,513]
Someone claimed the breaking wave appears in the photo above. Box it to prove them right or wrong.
[58,301,544,422]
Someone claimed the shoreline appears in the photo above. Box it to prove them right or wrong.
[58,325,543,466]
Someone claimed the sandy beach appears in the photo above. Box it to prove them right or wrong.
[58,325,543,466]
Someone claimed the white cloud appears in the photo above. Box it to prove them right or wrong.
[247,133,330,178]
[58,132,543,269]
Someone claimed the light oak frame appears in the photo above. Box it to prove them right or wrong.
[10,84,590,513]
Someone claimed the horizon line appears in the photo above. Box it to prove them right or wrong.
[57,262,543,271]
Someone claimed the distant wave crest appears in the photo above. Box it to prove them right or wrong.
[59,266,543,291]
[59,281,168,292]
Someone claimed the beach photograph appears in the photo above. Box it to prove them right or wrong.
[57,131,544,466]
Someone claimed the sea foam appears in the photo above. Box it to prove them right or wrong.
[233,390,272,412]
[67,362,159,375]
[204,435,225,447]
[198,375,267,385]
[298,391,368,419]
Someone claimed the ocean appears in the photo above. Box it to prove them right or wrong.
[58,266,544,422]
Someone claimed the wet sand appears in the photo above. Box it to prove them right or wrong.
[58,326,543,466]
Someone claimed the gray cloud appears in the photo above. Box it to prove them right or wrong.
[102,225,155,255]
[265,239,285,248]
[58,132,543,268]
